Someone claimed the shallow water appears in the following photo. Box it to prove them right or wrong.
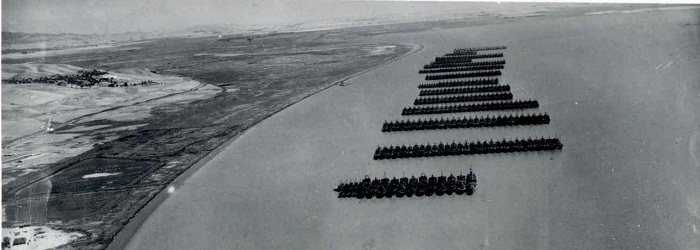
[126,9,699,250]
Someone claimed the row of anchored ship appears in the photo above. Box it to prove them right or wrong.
[425,70,502,80]
[336,46,563,199]
[382,113,550,132]
[402,100,539,115]
[373,137,563,160]
[418,78,499,88]
[419,85,510,96]
[334,171,478,199]
[335,48,497,199]
[414,92,512,105]
[419,64,504,74]
[432,53,503,63]
[421,60,506,70]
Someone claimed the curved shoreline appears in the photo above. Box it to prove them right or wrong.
[109,8,700,250]
[106,42,425,250]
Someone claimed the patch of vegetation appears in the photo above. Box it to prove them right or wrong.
[2,69,163,88]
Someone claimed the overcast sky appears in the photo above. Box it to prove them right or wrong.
[1,0,677,34]
[1,0,460,33]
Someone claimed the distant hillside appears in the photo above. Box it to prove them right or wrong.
[2,3,666,54]
[2,32,103,52]
[1,31,163,53]
[1,63,84,80]
[0,4,577,53]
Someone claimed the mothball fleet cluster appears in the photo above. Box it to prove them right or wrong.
[334,45,562,200]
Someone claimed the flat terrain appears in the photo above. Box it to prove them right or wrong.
[2,21,417,249]
[126,8,700,250]
[2,64,220,185]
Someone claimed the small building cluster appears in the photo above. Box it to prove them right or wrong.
[2,69,163,88]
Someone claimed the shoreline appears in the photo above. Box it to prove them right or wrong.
[2,5,696,249]
[106,42,425,250]
[123,7,699,249]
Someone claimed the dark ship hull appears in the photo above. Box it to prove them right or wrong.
[414,92,512,105]
[335,170,478,199]
[418,85,510,96]
[465,184,477,196]
[401,100,538,115]
[418,78,499,89]
[373,137,563,160]
[382,113,549,132]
